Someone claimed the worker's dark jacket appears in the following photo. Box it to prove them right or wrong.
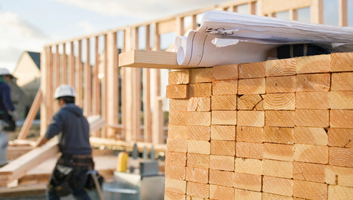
[0,82,15,114]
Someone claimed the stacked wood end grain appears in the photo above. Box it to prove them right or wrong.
[165,52,353,200]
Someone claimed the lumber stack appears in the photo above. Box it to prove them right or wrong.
[165,52,353,200]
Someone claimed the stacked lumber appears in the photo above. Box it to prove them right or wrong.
[165,52,353,200]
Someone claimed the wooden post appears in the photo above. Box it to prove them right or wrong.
[40,47,49,136]
[48,48,54,124]
[124,28,133,142]
[223,7,229,11]
[107,31,119,138]
[62,43,67,84]
[143,25,152,143]
[176,17,184,36]
[133,27,141,141]
[249,2,256,15]
[54,45,60,112]
[92,36,100,137]
[77,40,83,107]
[69,42,75,87]
[192,14,198,30]
[311,0,323,24]
[339,0,348,26]
[257,0,264,16]
[101,34,108,138]
[232,6,238,12]
[290,9,298,20]
[84,38,92,116]
[121,30,126,140]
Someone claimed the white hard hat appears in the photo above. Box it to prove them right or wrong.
[54,85,76,99]
[0,68,14,78]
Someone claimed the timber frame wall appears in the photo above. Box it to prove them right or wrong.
[40,0,350,145]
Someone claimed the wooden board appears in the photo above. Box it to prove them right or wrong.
[210,155,234,171]
[213,80,237,95]
[264,93,295,110]
[296,54,331,74]
[186,153,209,170]
[235,189,262,200]
[237,127,264,143]
[293,162,325,183]
[295,109,329,127]
[211,111,237,125]
[331,52,353,72]
[238,78,265,94]
[187,140,210,155]
[238,111,264,127]
[234,172,262,191]
[239,62,266,79]
[263,176,293,196]
[211,95,237,111]
[188,83,212,97]
[266,58,296,77]
[166,85,188,99]
[265,111,295,127]
[328,128,353,148]
[264,127,294,144]
[238,94,263,110]
[296,74,330,92]
[294,127,328,146]
[211,140,235,156]
[296,91,329,109]
[326,165,353,187]
[186,181,209,199]
[263,159,293,179]
[187,126,210,141]
[263,143,294,161]
[168,70,190,85]
[211,125,236,140]
[209,169,234,187]
[265,76,296,93]
[236,142,263,159]
[332,72,353,91]
[293,180,327,199]
[185,167,208,184]
[212,64,238,80]
[210,185,234,200]
[234,158,263,175]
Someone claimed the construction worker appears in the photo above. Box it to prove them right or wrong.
[0,68,18,168]
[35,85,93,200]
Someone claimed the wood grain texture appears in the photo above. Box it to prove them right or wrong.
[188,126,210,141]
[295,109,329,127]
[294,144,328,164]
[190,68,214,83]
[209,169,234,187]
[296,91,329,109]
[331,52,353,72]
[188,83,212,97]
[262,193,293,200]
[213,80,237,95]
[168,70,190,85]
[239,62,266,79]
[293,180,327,200]
[330,91,353,109]
[328,128,353,148]
[235,158,263,175]
[332,72,353,91]
[167,138,187,153]
[210,155,234,171]
[266,58,296,77]
[330,110,353,128]
[326,165,353,187]
[211,95,237,111]
[210,185,234,200]
[266,76,296,93]
[211,140,235,156]
[211,111,237,125]
[168,125,188,140]
[296,74,330,92]
[187,97,211,112]
[187,153,209,170]
[186,167,209,184]
[238,94,263,110]
[169,111,188,125]
[165,178,186,195]
[187,140,210,155]
[236,142,263,159]
[238,78,265,94]
[165,190,185,200]
[328,185,353,200]
[166,151,187,167]
[329,147,353,167]
[293,162,325,183]
[264,127,294,144]
[296,54,330,74]
[238,111,264,127]
[234,172,262,191]
[263,143,294,161]
[187,112,211,126]
[169,99,188,111]
[212,64,238,80]
[265,111,295,127]
[263,159,293,179]
[294,127,328,146]
[186,181,210,199]
[263,176,293,196]
[211,125,236,140]
[264,93,295,110]
[237,126,264,143]
[235,189,262,200]
[165,165,185,180]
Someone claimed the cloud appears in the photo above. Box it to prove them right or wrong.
[78,21,97,34]
[56,0,229,18]
[0,12,50,71]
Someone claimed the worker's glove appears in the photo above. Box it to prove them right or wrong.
[10,111,18,121]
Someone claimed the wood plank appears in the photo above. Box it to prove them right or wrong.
[329,147,353,167]
[168,70,190,85]
[239,62,266,79]
[296,54,331,74]
[187,97,211,112]
[210,185,234,200]
[213,80,237,95]
[187,153,209,170]
[264,127,293,144]
[187,112,211,126]
[295,109,329,127]
[188,140,210,155]
[119,50,184,69]
[76,40,83,108]
[293,180,327,200]
[93,36,100,118]
[158,19,176,34]
[237,111,264,127]
[293,162,325,183]
[234,158,262,175]
[169,99,188,112]
[165,178,186,195]
[210,155,234,171]
[330,110,353,128]
[186,167,208,184]
[186,182,209,199]
[266,76,296,93]
[211,111,237,125]
[237,94,263,110]
[234,172,262,191]
[263,143,294,161]
[235,189,262,200]
[211,95,237,111]
[297,74,330,92]
[212,64,238,80]
[167,125,187,139]
[266,58,296,77]
[165,165,185,181]
[190,68,213,83]
[188,126,210,141]
[264,93,295,110]
[166,152,186,167]
[328,185,353,200]
[332,72,353,91]
[296,91,329,109]
[211,125,235,140]
[265,111,295,127]
[330,91,353,109]
[238,78,265,94]
[236,142,263,159]
[326,165,353,187]
[331,52,353,72]
[166,138,187,153]
[237,126,264,143]
[188,83,212,97]
[262,0,312,16]
[211,140,235,156]
[262,193,293,200]
[84,38,92,117]
[166,85,189,99]
[169,111,188,125]
[263,176,293,196]
[294,127,328,146]
[263,159,292,179]
[209,169,234,187]
[339,0,348,26]
[328,128,353,148]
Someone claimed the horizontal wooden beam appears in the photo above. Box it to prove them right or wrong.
[119,50,193,69]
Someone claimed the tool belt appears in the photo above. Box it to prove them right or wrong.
[58,153,94,168]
